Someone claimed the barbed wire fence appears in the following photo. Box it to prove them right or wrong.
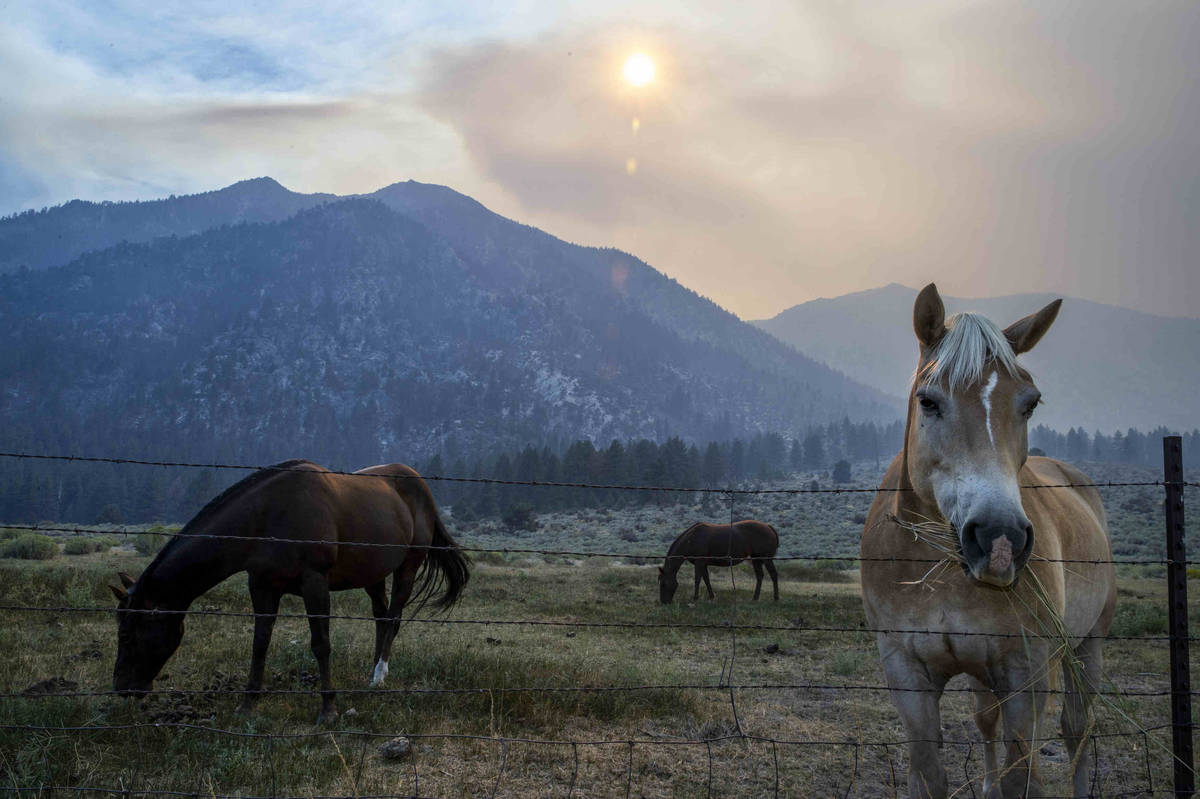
[0,443,1194,797]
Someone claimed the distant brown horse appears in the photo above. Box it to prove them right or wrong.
[861,285,1115,797]
[658,520,779,603]
[110,460,469,723]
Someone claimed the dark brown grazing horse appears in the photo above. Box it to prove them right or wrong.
[658,520,780,603]
[110,459,469,723]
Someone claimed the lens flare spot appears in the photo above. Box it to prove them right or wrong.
[625,157,638,175]
[631,117,640,134]
[611,262,629,293]
[623,53,655,87]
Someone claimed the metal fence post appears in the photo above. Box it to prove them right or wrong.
[1164,435,1194,795]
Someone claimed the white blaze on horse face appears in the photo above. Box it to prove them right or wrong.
[371,659,388,687]
[980,370,998,449]
[931,470,1019,533]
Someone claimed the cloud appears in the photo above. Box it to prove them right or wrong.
[415,2,1200,319]
[1,0,1197,318]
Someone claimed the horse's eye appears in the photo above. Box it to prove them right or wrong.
[1021,395,1042,419]
[917,395,940,415]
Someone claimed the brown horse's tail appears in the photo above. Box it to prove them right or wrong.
[408,512,471,615]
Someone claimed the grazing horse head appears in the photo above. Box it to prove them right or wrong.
[905,283,1061,588]
[657,566,678,604]
[110,572,185,695]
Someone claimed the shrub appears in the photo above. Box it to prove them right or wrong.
[93,535,119,550]
[832,460,852,483]
[64,536,113,555]
[1109,603,1168,637]
[1,534,59,560]
[501,503,540,532]
[134,533,167,556]
[64,537,96,555]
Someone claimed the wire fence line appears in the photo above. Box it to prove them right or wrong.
[0,521,1177,566]
[0,720,1177,746]
[0,449,1177,493]
[3,683,1185,700]
[0,721,1175,799]
[0,447,1190,797]
[0,603,1188,643]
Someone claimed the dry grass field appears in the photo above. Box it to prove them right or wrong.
[0,465,1194,797]
[0,558,1190,795]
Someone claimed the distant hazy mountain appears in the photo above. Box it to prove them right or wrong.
[753,283,1200,433]
[0,180,899,486]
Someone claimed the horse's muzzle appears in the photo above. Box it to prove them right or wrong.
[113,672,152,697]
[960,520,1034,587]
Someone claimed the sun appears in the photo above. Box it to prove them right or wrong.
[622,53,655,87]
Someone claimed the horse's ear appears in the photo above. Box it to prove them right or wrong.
[1003,299,1062,355]
[110,584,128,602]
[118,572,135,588]
[913,283,946,351]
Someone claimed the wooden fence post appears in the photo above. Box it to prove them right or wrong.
[1164,435,1194,795]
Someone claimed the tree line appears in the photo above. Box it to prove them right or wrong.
[0,421,1196,526]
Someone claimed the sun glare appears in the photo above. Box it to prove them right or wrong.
[622,53,655,87]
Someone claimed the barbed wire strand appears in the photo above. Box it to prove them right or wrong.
[0,449,1170,494]
[1,721,1171,746]
[1,522,1178,566]
[4,682,1183,700]
[0,603,1185,643]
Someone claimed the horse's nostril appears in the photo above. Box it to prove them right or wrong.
[959,521,984,561]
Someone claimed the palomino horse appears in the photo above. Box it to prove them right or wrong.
[861,285,1115,797]
[110,460,469,723]
[658,520,780,603]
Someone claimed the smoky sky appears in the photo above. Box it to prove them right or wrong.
[3,1,1198,319]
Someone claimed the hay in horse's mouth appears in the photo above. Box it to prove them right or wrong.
[886,513,966,587]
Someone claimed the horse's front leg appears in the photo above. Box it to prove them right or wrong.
[995,655,1050,798]
[877,637,949,798]
[238,575,280,714]
[1062,635,1103,798]
[969,678,1003,799]
[300,570,337,724]
[699,565,715,599]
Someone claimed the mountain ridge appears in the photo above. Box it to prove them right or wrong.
[754,283,1200,432]
[0,182,899,478]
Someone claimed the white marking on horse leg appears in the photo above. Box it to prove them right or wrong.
[980,370,998,448]
[370,658,388,687]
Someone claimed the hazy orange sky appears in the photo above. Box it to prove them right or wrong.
[3,1,1198,319]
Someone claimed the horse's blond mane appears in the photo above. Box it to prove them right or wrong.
[914,312,1023,392]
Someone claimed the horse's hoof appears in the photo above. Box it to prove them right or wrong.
[316,708,339,725]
